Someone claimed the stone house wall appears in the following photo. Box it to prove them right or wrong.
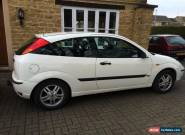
[7,0,155,50]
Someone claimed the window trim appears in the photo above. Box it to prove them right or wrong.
[62,6,120,34]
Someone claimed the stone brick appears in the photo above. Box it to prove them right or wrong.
[8,0,61,51]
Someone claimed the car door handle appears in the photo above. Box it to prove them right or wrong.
[100,61,112,65]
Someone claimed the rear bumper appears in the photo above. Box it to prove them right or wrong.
[11,72,36,99]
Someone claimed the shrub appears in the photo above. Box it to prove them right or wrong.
[151,26,185,38]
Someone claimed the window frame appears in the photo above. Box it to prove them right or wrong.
[62,6,120,34]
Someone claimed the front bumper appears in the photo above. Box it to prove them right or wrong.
[176,68,185,81]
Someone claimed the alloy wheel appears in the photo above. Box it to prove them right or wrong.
[40,85,64,107]
[158,74,173,92]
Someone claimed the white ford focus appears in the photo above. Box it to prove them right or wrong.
[12,32,184,109]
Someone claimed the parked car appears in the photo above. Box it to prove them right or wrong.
[148,34,185,60]
[12,33,185,109]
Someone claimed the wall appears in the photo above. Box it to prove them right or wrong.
[8,0,153,52]
[8,0,61,51]
[119,6,154,48]
[131,8,154,48]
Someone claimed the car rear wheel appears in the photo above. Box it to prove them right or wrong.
[33,80,70,109]
[152,70,176,93]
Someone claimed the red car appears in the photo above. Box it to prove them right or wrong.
[148,35,185,60]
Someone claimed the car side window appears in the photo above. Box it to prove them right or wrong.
[72,37,97,57]
[34,37,97,57]
[149,37,161,44]
[95,37,144,58]
[34,39,73,56]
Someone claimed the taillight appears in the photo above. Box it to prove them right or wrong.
[22,38,49,55]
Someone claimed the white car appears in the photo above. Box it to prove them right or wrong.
[12,32,185,109]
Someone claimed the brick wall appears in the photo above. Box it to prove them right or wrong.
[8,0,154,50]
[119,5,154,48]
[132,8,154,49]
[8,0,61,51]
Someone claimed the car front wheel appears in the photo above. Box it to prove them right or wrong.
[33,80,70,109]
[152,70,176,93]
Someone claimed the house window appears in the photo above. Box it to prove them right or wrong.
[109,12,117,33]
[62,6,119,34]
[99,11,106,33]
[64,9,72,32]
[76,10,84,31]
[88,11,95,32]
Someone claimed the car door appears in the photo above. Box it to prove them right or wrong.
[59,37,98,92]
[95,37,152,90]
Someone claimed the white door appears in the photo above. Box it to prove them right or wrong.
[95,37,152,90]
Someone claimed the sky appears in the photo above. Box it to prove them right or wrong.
[147,0,185,18]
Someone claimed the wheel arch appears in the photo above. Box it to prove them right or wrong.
[30,78,72,100]
[153,67,177,84]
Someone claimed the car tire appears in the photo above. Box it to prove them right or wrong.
[152,70,176,93]
[33,79,70,110]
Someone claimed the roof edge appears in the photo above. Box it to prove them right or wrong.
[56,0,158,9]
[134,3,158,9]
[55,0,125,10]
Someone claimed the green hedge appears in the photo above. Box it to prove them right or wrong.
[151,26,185,38]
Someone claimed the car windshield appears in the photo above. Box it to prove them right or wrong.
[166,36,185,46]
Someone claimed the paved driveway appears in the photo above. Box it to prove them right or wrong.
[0,60,185,135]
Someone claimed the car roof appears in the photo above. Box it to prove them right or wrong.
[35,32,122,43]
[150,34,180,37]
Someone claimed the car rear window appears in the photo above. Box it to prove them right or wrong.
[33,37,98,57]
[15,37,36,55]
[166,36,185,46]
